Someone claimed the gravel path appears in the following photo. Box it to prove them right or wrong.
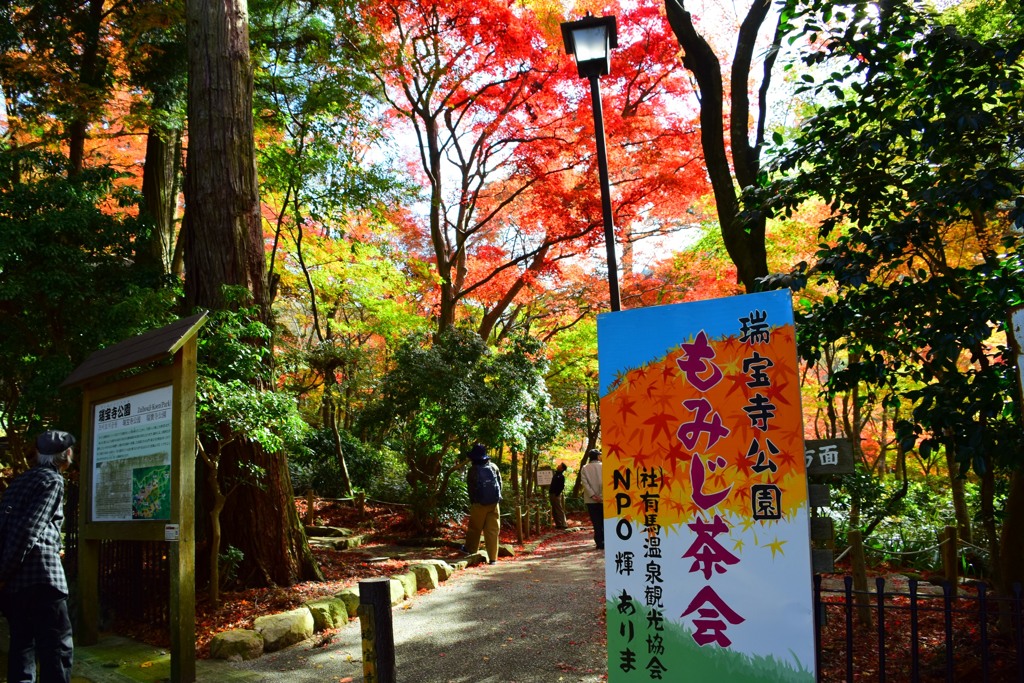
[227,531,608,683]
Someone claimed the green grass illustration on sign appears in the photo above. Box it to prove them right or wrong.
[607,599,814,682]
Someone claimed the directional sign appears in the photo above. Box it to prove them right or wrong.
[805,439,855,476]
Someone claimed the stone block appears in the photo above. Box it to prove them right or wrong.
[464,551,487,567]
[414,559,453,581]
[304,525,354,537]
[335,534,365,549]
[391,571,417,599]
[334,587,361,618]
[388,578,406,605]
[209,629,264,661]
[254,608,314,652]
[411,563,440,591]
[304,597,348,630]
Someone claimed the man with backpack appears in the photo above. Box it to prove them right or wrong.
[463,443,502,564]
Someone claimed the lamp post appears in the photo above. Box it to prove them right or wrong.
[561,13,621,312]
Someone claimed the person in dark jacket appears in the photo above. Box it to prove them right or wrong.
[463,443,502,564]
[549,463,568,529]
[0,430,76,683]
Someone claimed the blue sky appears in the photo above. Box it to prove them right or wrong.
[596,289,795,395]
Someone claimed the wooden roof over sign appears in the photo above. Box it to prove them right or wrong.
[61,311,208,388]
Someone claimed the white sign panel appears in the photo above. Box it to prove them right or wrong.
[91,385,174,522]
[598,291,815,682]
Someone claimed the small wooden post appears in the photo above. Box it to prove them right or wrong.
[359,577,396,683]
[848,529,872,626]
[515,503,523,543]
[304,490,316,527]
[941,525,958,598]
[355,491,366,516]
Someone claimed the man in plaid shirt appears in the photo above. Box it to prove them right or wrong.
[0,430,75,683]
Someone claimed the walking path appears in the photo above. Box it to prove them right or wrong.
[42,531,606,683]
[227,532,607,682]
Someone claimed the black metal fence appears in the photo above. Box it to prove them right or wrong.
[64,484,171,634]
[816,575,1024,682]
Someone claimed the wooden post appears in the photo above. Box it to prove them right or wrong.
[515,503,523,543]
[355,491,365,516]
[170,336,198,683]
[304,489,316,526]
[848,529,872,626]
[941,525,958,597]
[359,577,396,683]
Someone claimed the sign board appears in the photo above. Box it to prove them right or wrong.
[804,439,855,476]
[598,290,816,681]
[63,313,206,683]
[92,385,174,522]
[536,468,554,487]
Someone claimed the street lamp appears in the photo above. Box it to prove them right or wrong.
[561,13,621,312]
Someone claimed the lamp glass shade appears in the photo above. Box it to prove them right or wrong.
[570,26,609,64]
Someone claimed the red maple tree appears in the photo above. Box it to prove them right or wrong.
[368,0,711,338]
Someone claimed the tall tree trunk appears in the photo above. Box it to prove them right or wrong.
[137,123,183,274]
[67,0,106,176]
[999,470,1024,598]
[219,440,321,585]
[183,0,270,317]
[184,0,319,585]
[979,456,999,583]
[665,0,776,290]
[327,397,354,498]
[945,445,973,544]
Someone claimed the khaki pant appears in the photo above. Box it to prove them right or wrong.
[465,502,500,562]
[550,493,567,527]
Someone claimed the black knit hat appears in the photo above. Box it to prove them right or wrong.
[36,430,76,456]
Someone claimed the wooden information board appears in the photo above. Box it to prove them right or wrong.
[62,313,207,683]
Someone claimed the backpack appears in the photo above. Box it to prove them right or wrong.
[473,463,501,505]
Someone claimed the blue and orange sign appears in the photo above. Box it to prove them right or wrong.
[598,290,816,681]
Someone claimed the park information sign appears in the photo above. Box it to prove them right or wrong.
[91,385,174,522]
[597,290,816,682]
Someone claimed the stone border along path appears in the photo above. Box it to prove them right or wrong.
[209,524,579,662]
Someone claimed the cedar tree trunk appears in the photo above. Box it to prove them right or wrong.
[183,0,319,585]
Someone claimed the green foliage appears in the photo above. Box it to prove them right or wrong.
[250,0,407,231]
[289,427,404,499]
[358,328,556,529]
[218,545,245,589]
[827,471,1005,573]
[944,0,1020,42]
[0,148,175,440]
[545,318,597,446]
[196,303,307,458]
[756,0,1024,476]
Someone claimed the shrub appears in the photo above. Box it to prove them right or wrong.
[291,428,406,499]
